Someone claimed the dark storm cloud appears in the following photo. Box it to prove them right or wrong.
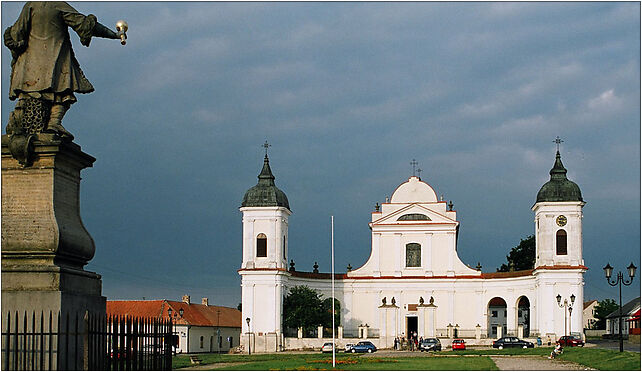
[2,2,639,305]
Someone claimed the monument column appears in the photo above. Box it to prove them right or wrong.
[2,134,106,316]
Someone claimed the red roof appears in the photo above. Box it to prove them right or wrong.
[107,300,241,328]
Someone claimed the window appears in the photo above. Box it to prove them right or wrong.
[492,311,498,318]
[556,230,567,255]
[504,311,507,317]
[398,214,431,221]
[257,233,267,257]
[518,310,522,317]
[283,236,286,258]
[200,336,204,348]
[406,243,421,267]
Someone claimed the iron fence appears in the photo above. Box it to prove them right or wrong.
[1,310,172,371]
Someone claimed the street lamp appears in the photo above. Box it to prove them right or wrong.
[245,318,251,355]
[556,294,575,341]
[216,310,221,354]
[603,262,637,352]
[168,308,176,354]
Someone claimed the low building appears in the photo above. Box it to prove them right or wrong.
[107,296,241,353]
[583,300,598,329]
[605,297,640,336]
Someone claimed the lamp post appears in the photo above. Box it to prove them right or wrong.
[246,318,251,355]
[556,294,575,341]
[216,309,221,354]
[603,262,637,352]
[168,308,176,354]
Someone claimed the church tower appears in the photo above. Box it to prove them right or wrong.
[240,153,290,270]
[532,143,586,338]
[239,150,291,351]
[533,149,585,267]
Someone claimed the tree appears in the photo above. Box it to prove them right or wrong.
[283,286,324,336]
[321,297,341,329]
[592,299,618,330]
[283,286,341,337]
[497,235,535,272]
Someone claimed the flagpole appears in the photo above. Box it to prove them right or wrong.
[331,215,336,368]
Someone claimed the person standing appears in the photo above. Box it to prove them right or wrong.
[4,1,121,139]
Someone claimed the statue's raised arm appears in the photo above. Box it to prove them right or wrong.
[4,1,124,142]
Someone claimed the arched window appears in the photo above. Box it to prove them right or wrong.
[556,230,567,255]
[406,243,421,267]
[283,236,286,258]
[257,233,267,257]
[398,214,431,221]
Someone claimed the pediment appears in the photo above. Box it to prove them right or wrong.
[371,203,456,226]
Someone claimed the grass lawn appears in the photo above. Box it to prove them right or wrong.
[558,347,641,371]
[173,353,498,370]
[172,347,640,370]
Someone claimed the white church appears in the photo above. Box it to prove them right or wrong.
[239,148,586,351]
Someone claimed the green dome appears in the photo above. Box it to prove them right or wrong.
[242,155,290,209]
[536,151,583,203]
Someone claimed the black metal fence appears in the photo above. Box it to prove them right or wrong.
[2,311,172,371]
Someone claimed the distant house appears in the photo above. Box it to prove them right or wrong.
[107,295,241,353]
[605,297,641,336]
[583,300,598,329]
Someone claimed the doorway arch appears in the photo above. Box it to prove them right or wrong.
[517,296,531,337]
[487,297,507,338]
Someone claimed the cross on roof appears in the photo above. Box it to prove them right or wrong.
[410,159,418,177]
[553,136,564,152]
[263,140,271,156]
[416,168,422,178]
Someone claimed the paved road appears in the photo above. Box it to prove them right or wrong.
[490,356,594,371]
[586,339,641,353]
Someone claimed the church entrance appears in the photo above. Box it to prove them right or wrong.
[406,316,418,340]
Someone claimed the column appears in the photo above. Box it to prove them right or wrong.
[394,234,402,276]
[423,233,433,276]
[372,234,381,276]
[506,302,517,336]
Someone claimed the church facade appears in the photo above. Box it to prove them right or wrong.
[239,150,586,351]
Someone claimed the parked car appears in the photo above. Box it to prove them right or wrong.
[451,339,466,350]
[344,343,355,352]
[350,341,377,353]
[557,335,584,347]
[321,342,336,353]
[419,338,442,351]
[492,337,535,349]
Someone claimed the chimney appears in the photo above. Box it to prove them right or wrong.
[182,295,190,304]
[202,298,208,306]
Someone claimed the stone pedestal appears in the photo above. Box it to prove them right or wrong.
[2,134,105,367]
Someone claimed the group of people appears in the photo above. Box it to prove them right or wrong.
[393,332,422,351]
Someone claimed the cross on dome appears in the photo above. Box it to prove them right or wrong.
[263,140,271,156]
[553,136,564,152]
[410,159,418,177]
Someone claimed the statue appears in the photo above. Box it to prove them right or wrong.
[4,2,126,144]
[381,297,387,305]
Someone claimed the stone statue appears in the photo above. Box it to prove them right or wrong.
[382,297,387,305]
[4,2,123,142]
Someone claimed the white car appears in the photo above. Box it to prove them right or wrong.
[321,342,335,353]
[344,343,354,352]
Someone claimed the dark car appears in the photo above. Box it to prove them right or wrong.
[350,341,377,353]
[492,337,534,349]
[558,336,584,347]
[419,338,442,351]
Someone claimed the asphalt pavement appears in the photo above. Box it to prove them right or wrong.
[586,339,640,353]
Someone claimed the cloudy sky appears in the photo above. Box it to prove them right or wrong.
[2,2,640,307]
